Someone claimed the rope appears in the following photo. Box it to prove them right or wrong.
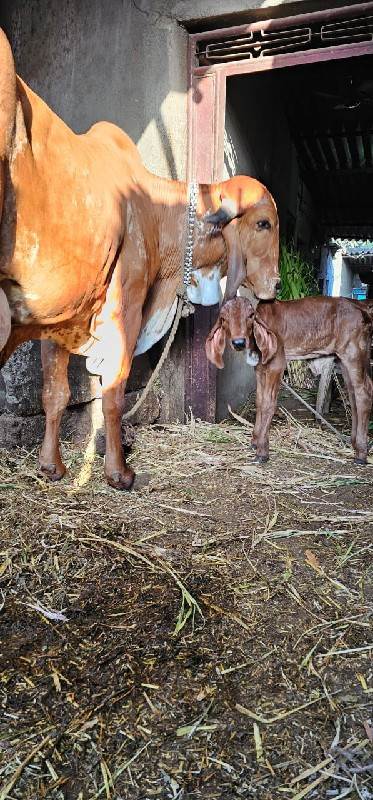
[123,296,184,420]
[123,180,198,421]
[280,379,349,445]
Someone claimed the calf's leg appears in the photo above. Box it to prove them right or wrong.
[254,362,284,463]
[39,340,70,480]
[339,363,358,452]
[340,355,373,464]
[251,367,264,450]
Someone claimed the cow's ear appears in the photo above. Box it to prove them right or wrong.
[253,317,278,364]
[221,220,246,302]
[206,195,245,302]
[205,317,226,369]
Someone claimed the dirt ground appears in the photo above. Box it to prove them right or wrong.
[0,395,372,800]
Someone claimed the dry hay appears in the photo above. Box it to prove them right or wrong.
[0,403,372,800]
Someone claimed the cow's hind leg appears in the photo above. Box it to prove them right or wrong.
[39,340,70,480]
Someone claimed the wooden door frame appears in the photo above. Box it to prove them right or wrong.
[184,1,373,422]
[187,1,373,182]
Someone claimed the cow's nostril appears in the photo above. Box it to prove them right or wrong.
[232,338,246,350]
[275,281,282,295]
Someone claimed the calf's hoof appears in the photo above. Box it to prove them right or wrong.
[254,454,269,465]
[354,457,367,466]
[106,467,135,491]
[39,462,66,482]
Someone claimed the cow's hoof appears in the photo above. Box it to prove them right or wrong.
[354,457,367,466]
[251,443,257,451]
[254,455,269,465]
[39,463,66,482]
[106,468,135,491]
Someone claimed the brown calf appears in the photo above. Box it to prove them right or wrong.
[206,296,373,465]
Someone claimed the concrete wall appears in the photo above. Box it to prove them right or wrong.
[319,247,362,298]
[2,0,187,178]
[139,0,365,27]
[330,252,354,297]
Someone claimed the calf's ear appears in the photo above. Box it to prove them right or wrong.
[205,318,226,369]
[253,318,277,364]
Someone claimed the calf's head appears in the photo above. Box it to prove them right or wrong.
[205,296,278,369]
[206,179,280,301]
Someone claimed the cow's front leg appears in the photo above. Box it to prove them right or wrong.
[99,296,144,490]
[39,340,70,480]
[102,378,135,490]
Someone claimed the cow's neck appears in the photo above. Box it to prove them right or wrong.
[142,172,227,276]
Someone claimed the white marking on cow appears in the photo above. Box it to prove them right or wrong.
[10,101,29,162]
[134,298,178,356]
[186,266,222,306]
[17,230,39,267]
[85,194,95,208]
[29,233,40,265]
[245,350,259,366]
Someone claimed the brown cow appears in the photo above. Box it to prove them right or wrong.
[0,29,279,489]
[206,296,373,465]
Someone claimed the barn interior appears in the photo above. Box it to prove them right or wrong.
[215,46,373,419]
[223,52,373,286]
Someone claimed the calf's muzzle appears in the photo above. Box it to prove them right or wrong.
[232,337,246,350]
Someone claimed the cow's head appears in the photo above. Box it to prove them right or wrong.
[206,180,280,301]
[205,296,278,369]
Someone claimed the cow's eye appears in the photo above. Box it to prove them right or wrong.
[256,219,271,230]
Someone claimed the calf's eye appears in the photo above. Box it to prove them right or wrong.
[256,219,271,230]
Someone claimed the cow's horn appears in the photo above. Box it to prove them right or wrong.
[206,196,241,227]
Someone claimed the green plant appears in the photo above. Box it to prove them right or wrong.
[278,241,319,389]
[278,240,319,300]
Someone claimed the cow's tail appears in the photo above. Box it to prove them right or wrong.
[0,28,16,223]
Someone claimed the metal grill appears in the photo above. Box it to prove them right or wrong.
[321,14,373,43]
[197,12,373,65]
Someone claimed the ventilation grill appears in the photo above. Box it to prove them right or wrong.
[196,13,373,65]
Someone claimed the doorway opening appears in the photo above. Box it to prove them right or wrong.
[187,3,373,420]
